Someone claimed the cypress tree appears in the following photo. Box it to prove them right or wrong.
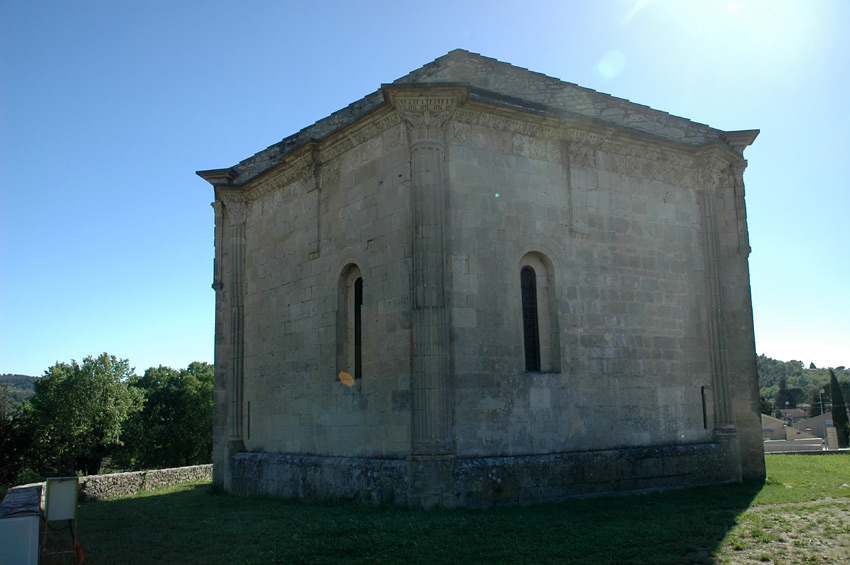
[830,369,849,448]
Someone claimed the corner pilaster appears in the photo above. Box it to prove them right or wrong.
[731,162,752,257]
[221,191,247,449]
[695,155,734,434]
[388,87,465,455]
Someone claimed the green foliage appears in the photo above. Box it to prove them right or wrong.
[0,405,31,487]
[115,362,214,470]
[807,387,827,417]
[758,354,850,416]
[1,355,213,491]
[0,374,35,414]
[829,369,849,447]
[25,353,144,476]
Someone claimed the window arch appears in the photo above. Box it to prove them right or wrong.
[337,264,363,380]
[519,252,560,373]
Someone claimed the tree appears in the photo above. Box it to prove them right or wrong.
[0,406,31,488]
[0,384,12,421]
[759,395,773,415]
[829,369,849,448]
[808,386,831,418]
[116,362,213,470]
[26,353,143,475]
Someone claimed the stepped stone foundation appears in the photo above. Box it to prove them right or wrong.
[230,441,740,507]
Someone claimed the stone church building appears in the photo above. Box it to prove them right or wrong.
[198,50,764,507]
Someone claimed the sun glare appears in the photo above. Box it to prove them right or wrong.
[617,0,826,79]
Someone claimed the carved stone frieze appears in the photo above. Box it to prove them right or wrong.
[602,151,694,187]
[452,106,712,186]
[453,107,563,141]
[393,94,461,117]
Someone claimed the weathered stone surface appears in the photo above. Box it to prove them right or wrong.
[198,50,763,507]
[229,442,739,508]
[78,465,212,501]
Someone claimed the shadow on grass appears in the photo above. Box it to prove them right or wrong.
[74,480,763,564]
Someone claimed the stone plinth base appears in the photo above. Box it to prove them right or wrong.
[228,440,741,508]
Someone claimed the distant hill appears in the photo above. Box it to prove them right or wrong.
[757,355,850,412]
[0,373,37,410]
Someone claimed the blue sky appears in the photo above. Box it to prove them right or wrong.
[1,0,848,376]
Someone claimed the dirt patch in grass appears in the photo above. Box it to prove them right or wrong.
[715,501,850,564]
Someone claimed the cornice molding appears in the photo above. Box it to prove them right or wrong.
[242,146,314,203]
[318,108,402,163]
[452,104,746,188]
[215,85,750,201]
[198,168,236,186]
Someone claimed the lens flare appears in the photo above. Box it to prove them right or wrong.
[596,50,626,80]
[338,371,355,387]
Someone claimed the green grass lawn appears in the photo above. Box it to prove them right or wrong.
[61,453,849,564]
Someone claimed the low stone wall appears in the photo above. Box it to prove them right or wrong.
[79,464,212,501]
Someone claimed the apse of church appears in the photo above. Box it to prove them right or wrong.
[198,50,763,507]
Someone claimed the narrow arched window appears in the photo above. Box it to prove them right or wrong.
[521,265,541,372]
[354,277,363,380]
[337,264,363,381]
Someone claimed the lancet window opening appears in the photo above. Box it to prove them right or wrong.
[337,264,364,381]
[353,276,363,380]
[521,266,541,372]
[519,252,561,374]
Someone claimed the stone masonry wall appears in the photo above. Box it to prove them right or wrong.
[240,123,413,458]
[448,119,715,457]
[204,51,762,502]
[78,464,212,501]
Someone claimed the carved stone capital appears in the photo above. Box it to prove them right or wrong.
[221,192,247,226]
[385,87,466,147]
[697,168,721,193]
[567,141,597,168]
[694,153,728,194]
[730,161,747,177]
[404,109,451,145]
